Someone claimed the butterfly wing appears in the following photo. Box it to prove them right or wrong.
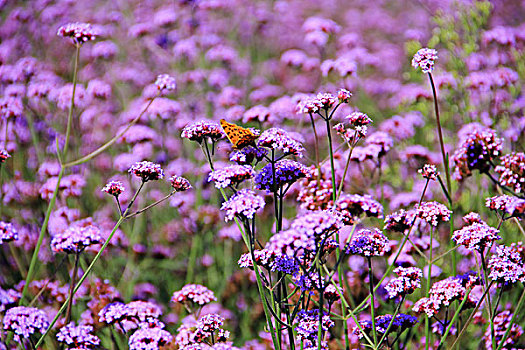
[220,119,258,149]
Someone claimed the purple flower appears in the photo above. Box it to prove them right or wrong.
[485,194,514,212]
[335,193,383,224]
[0,149,10,163]
[384,267,422,299]
[209,165,254,189]
[257,128,305,158]
[452,128,503,181]
[413,277,475,317]
[412,48,438,73]
[128,161,164,182]
[181,120,224,143]
[0,221,18,244]
[415,201,452,227]
[452,222,500,252]
[57,22,99,45]
[337,88,353,103]
[296,309,334,342]
[56,323,100,348]
[229,146,268,165]
[384,209,416,233]
[495,152,525,194]
[354,314,417,339]
[3,306,49,341]
[171,284,216,306]
[346,228,390,257]
[221,189,265,221]
[291,210,344,237]
[484,310,523,350]
[102,180,124,197]
[51,225,102,254]
[418,164,439,181]
[488,245,525,285]
[169,175,192,192]
[129,326,173,350]
[346,112,372,127]
[254,159,309,193]
[154,74,176,92]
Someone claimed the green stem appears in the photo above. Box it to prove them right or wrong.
[367,257,377,346]
[20,167,65,304]
[378,296,405,348]
[64,252,80,325]
[63,45,80,158]
[325,118,337,203]
[495,286,525,350]
[425,226,434,350]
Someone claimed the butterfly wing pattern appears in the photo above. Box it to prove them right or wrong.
[220,119,259,149]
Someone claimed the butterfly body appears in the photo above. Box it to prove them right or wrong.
[220,119,259,149]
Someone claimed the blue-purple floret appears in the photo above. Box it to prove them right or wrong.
[271,255,299,275]
[254,159,309,193]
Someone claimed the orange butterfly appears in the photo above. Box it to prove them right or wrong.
[220,119,259,149]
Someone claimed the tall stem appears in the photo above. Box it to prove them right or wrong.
[64,252,80,325]
[480,250,495,350]
[367,257,377,346]
[63,45,80,157]
[426,226,434,350]
[325,118,337,203]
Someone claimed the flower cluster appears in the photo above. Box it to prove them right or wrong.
[296,92,337,114]
[56,323,101,349]
[335,193,383,224]
[254,159,309,193]
[354,314,417,339]
[413,277,474,317]
[296,167,333,211]
[418,164,439,181]
[346,228,390,257]
[51,225,102,254]
[452,222,500,252]
[488,245,525,285]
[384,267,423,299]
[291,210,344,238]
[296,309,334,343]
[229,146,268,165]
[208,165,254,189]
[169,175,192,192]
[3,306,49,341]
[452,128,503,180]
[0,149,10,163]
[415,201,452,227]
[129,326,173,350]
[181,121,224,143]
[57,22,99,45]
[411,48,438,73]
[171,284,217,306]
[101,180,124,197]
[0,221,18,244]
[154,74,177,92]
[128,161,165,182]
[221,189,265,221]
[384,209,416,233]
[257,128,305,157]
[483,310,523,350]
[495,152,525,193]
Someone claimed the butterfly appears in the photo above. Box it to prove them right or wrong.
[220,119,259,149]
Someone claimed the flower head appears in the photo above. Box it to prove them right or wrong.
[488,245,525,285]
[51,225,102,254]
[0,149,10,163]
[416,201,451,227]
[128,161,164,182]
[452,222,500,252]
[495,152,525,194]
[221,189,265,221]
[412,48,438,73]
[102,180,124,197]
[413,277,475,317]
[0,221,18,244]
[484,310,523,350]
[257,128,305,157]
[384,267,423,299]
[169,175,192,192]
[208,165,254,189]
[354,314,417,339]
[346,228,390,257]
[296,309,334,342]
[154,74,176,92]
[56,323,100,348]
[335,193,383,224]
[452,128,503,181]
[3,306,49,341]
[384,209,416,233]
[346,112,372,127]
[171,284,216,306]
[229,146,268,165]
[337,89,352,103]
[181,121,224,143]
[57,22,99,45]
[129,326,173,350]
[254,159,309,193]
[418,164,439,181]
